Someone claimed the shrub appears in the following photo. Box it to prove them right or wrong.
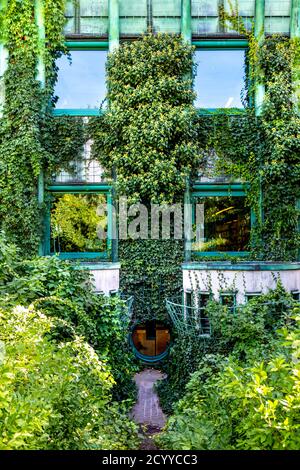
[0,305,139,450]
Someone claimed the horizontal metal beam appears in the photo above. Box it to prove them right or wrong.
[192,183,248,191]
[47,184,112,192]
[192,40,248,49]
[52,109,103,116]
[65,41,109,49]
[51,252,108,260]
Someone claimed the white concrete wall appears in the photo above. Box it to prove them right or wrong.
[89,266,120,295]
[183,268,300,304]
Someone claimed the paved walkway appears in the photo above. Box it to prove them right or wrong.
[132,369,166,429]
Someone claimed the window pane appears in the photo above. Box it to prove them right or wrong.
[55,51,107,109]
[193,196,250,252]
[64,0,108,35]
[195,50,245,108]
[120,0,147,36]
[50,194,107,253]
[265,0,291,16]
[152,0,181,34]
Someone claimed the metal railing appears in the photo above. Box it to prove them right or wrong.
[166,298,211,337]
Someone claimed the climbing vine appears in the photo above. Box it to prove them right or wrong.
[90,33,203,205]
[196,7,300,261]
[0,0,84,255]
[119,239,184,323]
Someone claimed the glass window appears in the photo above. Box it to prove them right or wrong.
[119,0,148,36]
[265,0,291,35]
[192,0,255,36]
[194,50,245,108]
[193,196,251,252]
[152,0,181,34]
[65,0,109,36]
[245,292,262,302]
[54,50,107,110]
[220,292,236,311]
[291,291,300,302]
[54,141,104,183]
[50,193,107,253]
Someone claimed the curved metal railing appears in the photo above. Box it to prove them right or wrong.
[166,298,211,337]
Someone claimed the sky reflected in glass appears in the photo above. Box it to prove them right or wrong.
[194,50,245,108]
[55,50,107,109]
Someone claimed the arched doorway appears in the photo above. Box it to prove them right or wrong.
[130,320,171,362]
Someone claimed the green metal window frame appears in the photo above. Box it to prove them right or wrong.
[45,183,114,261]
[245,291,262,302]
[192,183,254,258]
[291,290,300,302]
[220,291,237,311]
[52,41,109,117]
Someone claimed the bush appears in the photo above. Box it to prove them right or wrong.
[157,291,299,450]
[0,305,139,450]
[0,237,138,401]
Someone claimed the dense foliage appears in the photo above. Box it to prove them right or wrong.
[157,285,300,449]
[120,239,183,323]
[91,34,203,205]
[0,305,138,450]
[199,14,300,260]
[0,233,139,449]
[0,1,84,255]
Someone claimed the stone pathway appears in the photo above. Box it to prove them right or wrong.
[132,369,166,430]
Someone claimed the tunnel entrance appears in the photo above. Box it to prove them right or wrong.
[131,321,171,362]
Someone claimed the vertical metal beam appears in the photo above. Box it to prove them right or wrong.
[181,2,192,260]
[184,178,192,262]
[254,1,265,228]
[254,0,265,116]
[0,0,8,118]
[109,1,119,261]
[291,0,300,38]
[181,0,192,44]
[35,0,46,256]
[291,1,300,107]
[109,0,119,52]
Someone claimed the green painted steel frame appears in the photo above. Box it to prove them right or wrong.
[45,183,114,261]
[191,182,252,258]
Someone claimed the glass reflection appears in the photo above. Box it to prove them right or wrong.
[194,50,245,108]
[55,50,107,109]
[193,196,250,252]
[50,193,107,253]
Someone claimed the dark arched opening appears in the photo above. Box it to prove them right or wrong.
[130,320,171,363]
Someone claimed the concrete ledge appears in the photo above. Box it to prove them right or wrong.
[182,261,300,271]
[77,262,121,270]
[183,262,300,304]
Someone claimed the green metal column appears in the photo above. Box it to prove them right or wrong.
[254,1,265,228]
[181,1,192,260]
[184,178,192,262]
[109,0,120,52]
[291,0,300,38]
[0,0,8,118]
[35,0,46,256]
[181,0,192,44]
[254,0,265,116]
[291,1,300,107]
[109,1,119,261]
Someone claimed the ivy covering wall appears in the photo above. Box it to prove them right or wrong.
[196,37,300,261]
[0,0,84,255]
